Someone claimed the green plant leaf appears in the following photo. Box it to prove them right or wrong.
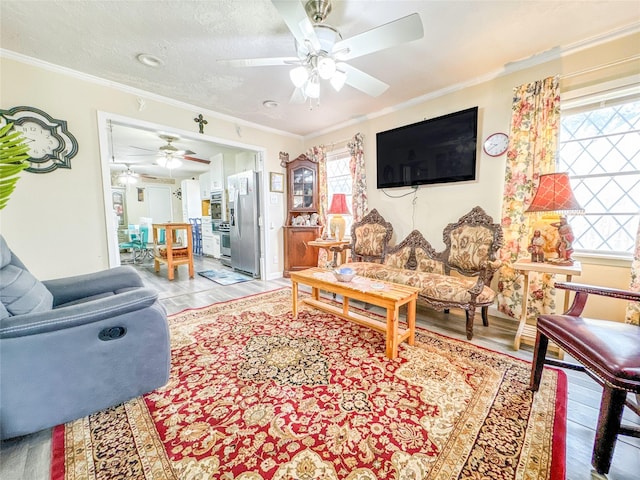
[0,122,30,209]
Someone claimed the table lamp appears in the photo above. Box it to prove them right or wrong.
[327,193,350,241]
[525,172,584,265]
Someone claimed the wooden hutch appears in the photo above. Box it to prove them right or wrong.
[283,153,323,277]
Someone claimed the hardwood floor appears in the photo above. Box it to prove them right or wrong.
[2,255,638,479]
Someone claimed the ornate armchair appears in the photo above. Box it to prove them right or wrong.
[331,208,393,263]
[440,206,504,326]
[0,235,170,439]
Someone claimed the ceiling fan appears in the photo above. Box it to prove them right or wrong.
[112,164,159,184]
[128,134,211,168]
[220,0,424,103]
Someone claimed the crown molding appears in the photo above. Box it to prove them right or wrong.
[305,22,640,142]
[0,48,302,141]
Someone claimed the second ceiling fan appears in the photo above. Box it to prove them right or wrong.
[129,134,210,169]
[221,0,424,103]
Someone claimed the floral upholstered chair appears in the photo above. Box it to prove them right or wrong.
[331,209,394,264]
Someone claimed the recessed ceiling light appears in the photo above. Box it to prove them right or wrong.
[262,100,279,109]
[137,53,164,67]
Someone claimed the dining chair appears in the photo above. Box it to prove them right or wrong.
[529,282,640,476]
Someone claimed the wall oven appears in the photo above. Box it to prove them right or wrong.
[211,190,223,222]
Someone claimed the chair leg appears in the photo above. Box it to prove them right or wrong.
[464,307,475,340]
[529,331,549,391]
[592,386,626,475]
[481,306,489,326]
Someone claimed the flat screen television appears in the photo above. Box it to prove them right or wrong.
[376,106,478,189]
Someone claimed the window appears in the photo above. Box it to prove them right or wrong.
[559,88,640,256]
[326,149,353,234]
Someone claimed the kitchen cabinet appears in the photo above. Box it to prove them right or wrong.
[212,231,221,259]
[203,235,215,256]
[210,153,224,190]
[181,179,201,222]
[283,154,322,277]
[199,171,211,199]
[201,217,215,257]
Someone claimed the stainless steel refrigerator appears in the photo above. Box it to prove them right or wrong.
[227,171,260,277]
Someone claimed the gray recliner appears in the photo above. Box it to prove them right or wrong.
[0,235,170,440]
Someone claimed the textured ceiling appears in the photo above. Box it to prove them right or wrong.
[1,0,639,140]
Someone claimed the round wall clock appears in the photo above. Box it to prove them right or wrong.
[482,132,509,157]
[0,106,78,173]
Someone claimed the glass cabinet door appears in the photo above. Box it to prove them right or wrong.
[292,166,315,210]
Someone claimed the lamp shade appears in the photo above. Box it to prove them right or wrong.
[327,193,350,215]
[525,173,584,214]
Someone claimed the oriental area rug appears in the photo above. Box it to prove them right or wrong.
[51,288,566,480]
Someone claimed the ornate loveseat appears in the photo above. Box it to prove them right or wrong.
[332,207,503,339]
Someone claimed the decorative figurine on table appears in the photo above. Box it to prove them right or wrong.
[552,217,575,264]
[528,229,545,263]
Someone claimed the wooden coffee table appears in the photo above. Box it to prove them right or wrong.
[290,268,420,359]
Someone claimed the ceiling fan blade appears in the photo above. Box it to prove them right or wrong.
[339,63,389,97]
[183,155,211,165]
[333,13,423,61]
[289,87,307,104]
[128,145,156,152]
[218,56,300,67]
[272,0,320,52]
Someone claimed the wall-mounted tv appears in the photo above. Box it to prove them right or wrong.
[376,106,478,189]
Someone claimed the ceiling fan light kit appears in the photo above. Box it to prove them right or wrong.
[118,167,139,185]
[156,155,183,169]
[290,66,309,87]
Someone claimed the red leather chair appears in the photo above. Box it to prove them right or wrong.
[529,282,640,476]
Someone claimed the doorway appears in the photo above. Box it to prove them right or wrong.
[97,111,268,277]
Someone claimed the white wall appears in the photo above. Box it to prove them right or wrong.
[0,56,302,279]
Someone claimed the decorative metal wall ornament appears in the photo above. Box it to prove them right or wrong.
[279,151,289,167]
[0,106,78,173]
[193,114,208,134]
[173,187,182,200]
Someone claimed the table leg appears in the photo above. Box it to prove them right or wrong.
[386,306,400,359]
[514,271,530,350]
[292,280,299,318]
[407,298,416,346]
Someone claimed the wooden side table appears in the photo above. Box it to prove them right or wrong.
[513,259,582,357]
[152,223,194,280]
[308,239,350,268]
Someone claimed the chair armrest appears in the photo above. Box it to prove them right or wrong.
[555,282,640,316]
[0,288,160,338]
[467,276,486,296]
[43,266,144,306]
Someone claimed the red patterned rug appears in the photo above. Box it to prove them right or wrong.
[51,288,566,479]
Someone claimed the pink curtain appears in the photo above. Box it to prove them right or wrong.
[347,133,368,222]
[496,76,561,320]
